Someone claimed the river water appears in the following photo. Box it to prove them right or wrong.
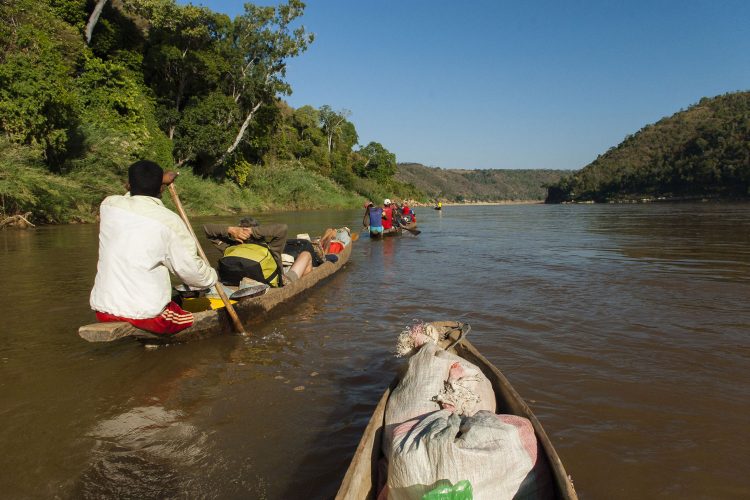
[1,203,748,499]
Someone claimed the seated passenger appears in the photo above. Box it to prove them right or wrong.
[382,198,396,232]
[90,160,218,334]
[204,218,313,286]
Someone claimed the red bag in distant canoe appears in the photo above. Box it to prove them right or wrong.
[328,241,344,254]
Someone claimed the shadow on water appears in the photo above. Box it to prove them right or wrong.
[280,353,394,499]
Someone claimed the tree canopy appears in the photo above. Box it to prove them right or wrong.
[0,0,415,222]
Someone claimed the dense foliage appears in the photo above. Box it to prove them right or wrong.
[0,0,410,222]
[545,92,750,203]
[396,163,570,201]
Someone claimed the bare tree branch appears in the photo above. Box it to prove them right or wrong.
[84,0,109,45]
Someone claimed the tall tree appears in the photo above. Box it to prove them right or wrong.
[135,0,230,139]
[355,142,396,182]
[213,0,313,168]
[319,105,351,154]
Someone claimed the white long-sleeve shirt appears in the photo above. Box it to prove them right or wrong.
[90,194,217,318]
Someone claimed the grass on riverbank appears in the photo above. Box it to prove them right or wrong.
[165,165,364,215]
[0,140,365,224]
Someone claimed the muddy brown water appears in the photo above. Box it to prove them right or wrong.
[0,203,748,499]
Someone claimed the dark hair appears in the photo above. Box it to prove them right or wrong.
[239,216,259,227]
[128,160,163,197]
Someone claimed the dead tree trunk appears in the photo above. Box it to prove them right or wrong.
[213,101,263,169]
[84,0,109,45]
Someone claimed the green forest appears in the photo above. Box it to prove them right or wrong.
[545,91,750,203]
[10,1,731,223]
[397,163,569,202]
[0,0,426,223]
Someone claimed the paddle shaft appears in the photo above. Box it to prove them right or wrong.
[168,184,247,335]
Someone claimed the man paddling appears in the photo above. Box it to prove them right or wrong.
[89,160,218,334]
[362,201,384,236]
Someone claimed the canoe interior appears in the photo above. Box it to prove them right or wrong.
[78,237,353,343]
[335,321,577,500]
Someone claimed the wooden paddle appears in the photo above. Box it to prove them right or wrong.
[167,183,247,335]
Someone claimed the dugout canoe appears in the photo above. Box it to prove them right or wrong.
[369,223,418,238]
[336,321,577,500]
[78,237,353,343]
[369,228,402,238]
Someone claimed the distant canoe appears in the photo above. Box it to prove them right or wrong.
[434,206,442,210]
[335,321,577,500]
[78,237,353,343]
[369,227,402,238]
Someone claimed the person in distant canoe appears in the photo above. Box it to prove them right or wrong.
[401,202,413,217]
[90,160,218,334]
[363,201,384,236]
[203,218,313,285]
[393,201,414,227]
[402,202,416,224]
[382,198,396,233]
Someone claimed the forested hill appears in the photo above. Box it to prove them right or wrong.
[0,0,421,224]
[396,163,570,201]
[546,91,750,203]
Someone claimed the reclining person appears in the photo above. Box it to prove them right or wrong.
[203,218,313,286]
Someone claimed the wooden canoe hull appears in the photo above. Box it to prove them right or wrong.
[78,240,353,343]
[369,229,401,238]
[335,321,577,500]
[369,223,417,238]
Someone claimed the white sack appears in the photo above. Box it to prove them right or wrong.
[384,344,496,458]
[387,410,553,500]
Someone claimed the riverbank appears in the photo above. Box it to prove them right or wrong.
[558,195,750,205]
[443,200,542,206]
[0,197,549,229]
[0,148,373,226]
[407,199,543,207]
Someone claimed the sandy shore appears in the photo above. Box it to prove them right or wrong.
[410,200,543,207]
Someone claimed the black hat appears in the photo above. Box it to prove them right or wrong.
[239,216,259,227]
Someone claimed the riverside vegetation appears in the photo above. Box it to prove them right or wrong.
[545,91,750,203]
[0,0,425,223]
[8,3,741,225]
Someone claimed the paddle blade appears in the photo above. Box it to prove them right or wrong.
[351,232,360,242]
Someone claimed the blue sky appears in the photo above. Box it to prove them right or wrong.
[179,0,750,170]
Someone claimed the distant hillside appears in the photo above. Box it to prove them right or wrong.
[396,163,570,201]
[546,91,750,203]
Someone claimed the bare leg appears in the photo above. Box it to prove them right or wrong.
[290,251,313,278]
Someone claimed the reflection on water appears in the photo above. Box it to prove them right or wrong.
[1,204,749,498]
